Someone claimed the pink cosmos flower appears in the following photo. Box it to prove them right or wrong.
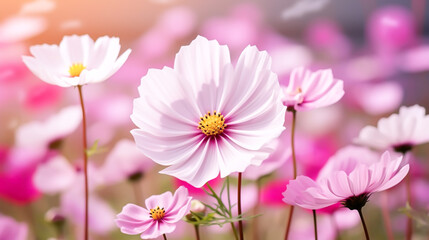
[131,36,286,187]
[282,151,409,210]
[15,105,82,152]
[282,67,344,110]
[116,186,192,239]
[355,105,429,153]
[22,34,131,87]
[100,139,154,184]
[33,155,115,234]
[243,131,291,180]
[0,213,28,240]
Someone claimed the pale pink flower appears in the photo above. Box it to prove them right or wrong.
[100,139,154,184]
[15,105,82,152]
[243,131,291,180]
[116,186,192,239]
[0,213,28,240]
[22,34,131,87]
[131,36,286,187]
[316,146,379,181]
[282,67,344,110]
[283,151,409,210]
[33,155,115,234]
[355,105,429,153]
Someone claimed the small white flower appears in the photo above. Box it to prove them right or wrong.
[355,105,429,152]
[22,34,131,87]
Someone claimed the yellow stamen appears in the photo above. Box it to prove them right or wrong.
[149,206,165,220]
[198,111,227,137]
[68,63,86,77]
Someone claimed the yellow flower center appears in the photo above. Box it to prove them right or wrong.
[68,63,86,77]
[149,206,165,220]
[198,111,227,137]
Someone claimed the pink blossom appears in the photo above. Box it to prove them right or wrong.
[100,139,154,184]
[15,105,82,152]
[116,186,192,239]
[0,213,28,240]
[283,151,409,210]
[367,6,416,52]
[399,45,429,72]
[355,105,429,153]
[33,155,115,234]
[22,34,131,87]
[131,36,286,187]
[244,130,290,180]
[282,67,344,110]
[316,146,379,181]
[0,146,40,204]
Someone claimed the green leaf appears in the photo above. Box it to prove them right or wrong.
[85,140,107,157]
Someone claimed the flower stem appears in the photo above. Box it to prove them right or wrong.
[289,108,297,178]
[194,225,201,240]
[163,234,168,240]
[206,182,238,240]
[313,210,318,240]
[227,177,239,240]
[380,192,394,240]
[403,152,413,240]
[405,173,413,240]
[357,208,370,240]
[77,85,89,240]
[284,206,295,240]
[238,172,244,240]
[284,107,297,240]
[252,178,262,240]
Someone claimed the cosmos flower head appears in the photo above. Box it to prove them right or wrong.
[33,155,116,234]
[131,35,286,187]
[355,105,429,153]
[0,213,28,240]
[22,34,131,87]
[116,186,192,239]
[282,151,409,210]
[282,67,344,111]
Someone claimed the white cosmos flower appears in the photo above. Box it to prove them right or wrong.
[131,36,286,187]
[355,105,429,153]
[22,34,131,87]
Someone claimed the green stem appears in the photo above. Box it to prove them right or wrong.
[77,85,89,240]
[357,208,370,240]
[238,172,244,240]
[206,182,238,240]
[313,210,318,240]
[284,108,297,240]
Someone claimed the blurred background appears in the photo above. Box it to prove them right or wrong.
[1,0,429,239]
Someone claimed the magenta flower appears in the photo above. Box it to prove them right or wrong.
[116,186,192,239]
[356,105,429,153]
[22,34,131,87]
[282,67,344,110]
[282,151,409,210]
[131,36,285,187]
